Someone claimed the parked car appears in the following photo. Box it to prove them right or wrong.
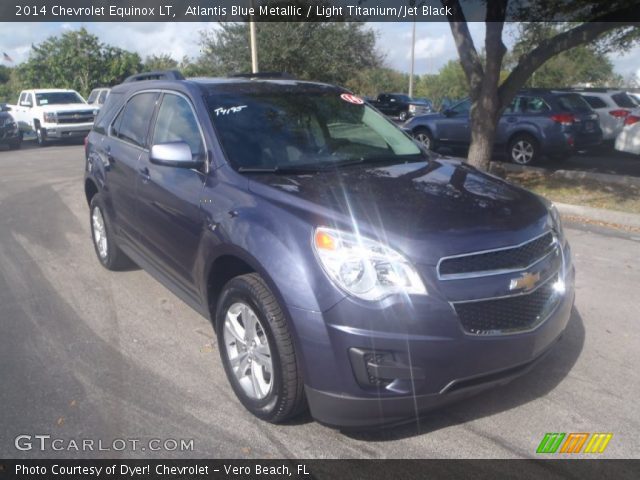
[569,88,639,143]
[405,90,602,165]
[85,71,574,428]
[0,103,22,150]
[369,93,431,121]
[87,87,111,107]
[12,88,98,146]
[614,112,640,155]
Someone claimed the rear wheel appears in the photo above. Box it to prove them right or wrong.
[216,273,306,423]
[508,134,539,165]
[413,128,434,151]
[89,193,130,270]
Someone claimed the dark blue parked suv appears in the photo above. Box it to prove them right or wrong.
[405,90,602,164]
[84,72,575,428]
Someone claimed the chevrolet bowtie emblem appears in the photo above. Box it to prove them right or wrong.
[510,271,541,292]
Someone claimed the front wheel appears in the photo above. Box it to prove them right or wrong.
[508,134,539,165]
[36,127,48,147]
[398,111,408,122]
[8,133,22,150]
[413,128,434,151]
[216,273,306,423]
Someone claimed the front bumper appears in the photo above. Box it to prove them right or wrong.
[41,121,93,139]
[289,251,575,428]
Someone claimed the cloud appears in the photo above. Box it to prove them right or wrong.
[0,21,215,63]
[412,35,447,60]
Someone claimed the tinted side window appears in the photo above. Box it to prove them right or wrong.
[583,96,607,109]
[557,94,592,113]
[112,92,158,148]
[504,97,520,114]
[94,92,124,135]
[152,94,205,159]
[87,90,99,104]
[520,97,550,113]
[611,92,636,108]
[451,99,471,115]
[98,90,109,104]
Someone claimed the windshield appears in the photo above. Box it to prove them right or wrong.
[206,90,422,171]
[557,94,592,113]
[35,92,85,106]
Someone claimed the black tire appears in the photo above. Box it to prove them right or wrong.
[508,134,539,165]
[216,273,306,423]
[36,126,48,147]
[413,127,435,151]
[8,134,22,150]
[89,193,130,271]
[398,110,408,122]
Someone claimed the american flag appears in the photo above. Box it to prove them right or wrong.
[3,52,13,62]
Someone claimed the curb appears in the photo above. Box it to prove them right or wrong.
[555,202,640,230]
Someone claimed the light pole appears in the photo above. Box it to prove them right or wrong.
[249,0,259,73]
[408,20,416,97]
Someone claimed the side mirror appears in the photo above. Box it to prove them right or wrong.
[442,109,454,117]
[150,142,203,169]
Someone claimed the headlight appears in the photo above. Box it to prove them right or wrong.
[43,112,57,123]
[549,203,564,239]
[313,227,427,301]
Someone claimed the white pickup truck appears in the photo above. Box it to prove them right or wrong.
[12,89,98,146]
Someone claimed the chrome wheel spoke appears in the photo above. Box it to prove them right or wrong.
[92,208,108,259]
[223,301,274,400]
[224,314,246,346]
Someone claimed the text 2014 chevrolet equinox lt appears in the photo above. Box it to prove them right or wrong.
[84,72,575,428]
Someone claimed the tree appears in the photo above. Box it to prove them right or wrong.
[506,24,623,88]
[198,22,383,85]
[143,54,179,72]
[442,0,639,170]
[16,28,141,96]
[346,67,408,97]
[414,60,469,108]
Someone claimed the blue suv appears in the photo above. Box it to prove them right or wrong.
[85,72,575,428]
[405,90,603,164]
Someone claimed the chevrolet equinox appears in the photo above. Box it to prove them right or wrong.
[84,71,575,428]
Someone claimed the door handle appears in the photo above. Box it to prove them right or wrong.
[139,167,150,183]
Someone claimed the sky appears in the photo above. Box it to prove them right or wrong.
[1,21,639,82]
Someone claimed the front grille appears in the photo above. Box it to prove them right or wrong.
[56,111,95,124]
[453,276,561,335]
[439,232,555,277]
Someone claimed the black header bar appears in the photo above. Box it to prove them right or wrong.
[1,0,640,22]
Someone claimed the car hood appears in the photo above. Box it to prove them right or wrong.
[246,158,550,264]
[40,104,94,113]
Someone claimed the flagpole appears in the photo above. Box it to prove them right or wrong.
[249,0,259,73]
[408,20,416,97]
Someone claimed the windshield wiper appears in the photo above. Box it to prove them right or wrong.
[237,165,321,174]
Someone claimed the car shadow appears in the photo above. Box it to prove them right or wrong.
[341,307,585,441]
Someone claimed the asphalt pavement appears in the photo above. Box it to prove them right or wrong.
[0,143,638,459]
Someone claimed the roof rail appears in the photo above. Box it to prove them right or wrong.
[559,87,621,93]
[123,70,185,83]
[229,72,295,80]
